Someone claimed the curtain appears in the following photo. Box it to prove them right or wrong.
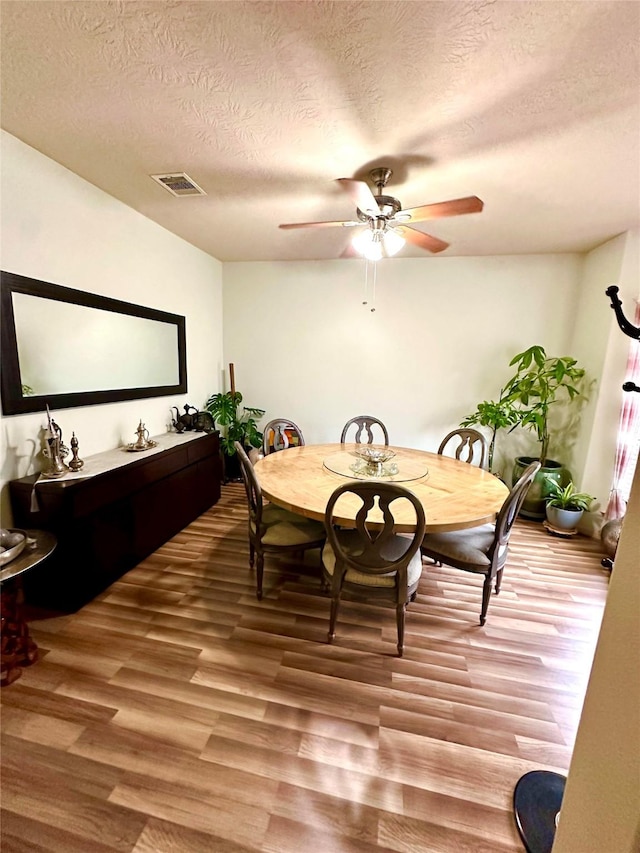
[605,300,640,521]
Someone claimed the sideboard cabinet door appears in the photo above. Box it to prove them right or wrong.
[9,433,222,611]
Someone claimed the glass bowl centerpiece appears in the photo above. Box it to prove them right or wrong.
[352,445,396,477]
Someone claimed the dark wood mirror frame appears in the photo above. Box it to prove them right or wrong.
[1,271,187,416]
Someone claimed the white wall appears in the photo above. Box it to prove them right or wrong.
[570,229,640,518]
[0,132,224,525]
[223,254,583,476]
[553,450,640,853]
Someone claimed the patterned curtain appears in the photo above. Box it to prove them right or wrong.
[605,300,640,521]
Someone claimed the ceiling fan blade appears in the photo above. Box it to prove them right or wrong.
[398,195,484,223]
[396,225,449,254]
[279,219,359,230]
[336,178,379,215]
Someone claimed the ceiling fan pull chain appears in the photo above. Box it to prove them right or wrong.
[363,259,369,306]
[371,261,377,313]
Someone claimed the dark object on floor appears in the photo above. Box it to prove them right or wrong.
[513,770,566,853]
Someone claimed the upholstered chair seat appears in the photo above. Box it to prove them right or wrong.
[420,524,503,571]
[235,441,326,599]
[322,481,426,656]
[322,531,423,589]
[421,461,540,625]
[253,504,326,548]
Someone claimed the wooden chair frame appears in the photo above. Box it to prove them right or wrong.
[340,415,389,446]
[262,418,305,455]
[421,461,540,624]
[235,442,325,600]
[438,428,488,470]
[323,481,425,655]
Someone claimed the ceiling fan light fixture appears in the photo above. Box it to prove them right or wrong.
[382,228,405,257]
[352,227,405,260]
[352,229,383,261]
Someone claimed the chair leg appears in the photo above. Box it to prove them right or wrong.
[495,568,503,595]
[396,602,406,657]
[249,543,255,569]
[480,574,492,626]
[256,554,264,601]
[328,595,340,643]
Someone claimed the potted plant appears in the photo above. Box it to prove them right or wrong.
[543,477,595,532]
[502,345,587,518]
[205,390,265,481]
[460,389,519,476]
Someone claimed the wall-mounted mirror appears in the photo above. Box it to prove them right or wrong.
[1,271,187,416]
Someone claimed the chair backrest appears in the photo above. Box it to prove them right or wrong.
[262,418,305,455]
[340,416,389,446]
[324,481,425,584]
[438,428,488,470]
[235,441,263,529]
[492,461,541,556]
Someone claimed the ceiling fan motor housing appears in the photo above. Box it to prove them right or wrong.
[357,195,402,221]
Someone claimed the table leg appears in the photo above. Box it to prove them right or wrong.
[1,578,38,686]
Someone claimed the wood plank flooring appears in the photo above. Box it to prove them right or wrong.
[1,484,610,852]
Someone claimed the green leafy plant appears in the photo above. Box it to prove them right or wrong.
[460,390,519,473]
[205,391,265,456]
[543,477,595,512]
[502,345,586,466]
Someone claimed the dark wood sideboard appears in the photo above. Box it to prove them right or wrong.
[9,432,222,611]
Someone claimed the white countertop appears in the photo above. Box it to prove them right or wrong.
[36,431,212,486]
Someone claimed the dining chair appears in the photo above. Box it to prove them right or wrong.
[420,460,540,625]
[322,481,426,656]
[340,415,389,446]
[438,428,488,470]
[235,442,326,600]
[262,418,305,455]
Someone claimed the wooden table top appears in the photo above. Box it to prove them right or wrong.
[254,443,509,533]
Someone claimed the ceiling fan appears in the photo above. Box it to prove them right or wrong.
[279,167,484,260]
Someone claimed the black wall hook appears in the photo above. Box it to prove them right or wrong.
[606,286,640,392]
[606,286,640,340]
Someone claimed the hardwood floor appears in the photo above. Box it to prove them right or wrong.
[1,484,610,852]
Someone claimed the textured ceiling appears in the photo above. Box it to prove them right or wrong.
[2,0,639,262]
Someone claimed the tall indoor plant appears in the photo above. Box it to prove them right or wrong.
[205,365,265,481]
[460,389,518,476]
[205,390,264,456]
[503,345,586,518]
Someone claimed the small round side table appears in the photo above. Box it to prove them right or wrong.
[1,529,57,686]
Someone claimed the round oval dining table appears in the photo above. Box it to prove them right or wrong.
[254,443,509,533]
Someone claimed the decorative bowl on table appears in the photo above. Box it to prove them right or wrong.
[0,528,27,567]
[353,446,396,465]
[350,445,397,478]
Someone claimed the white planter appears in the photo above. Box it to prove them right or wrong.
[545,505,584,531]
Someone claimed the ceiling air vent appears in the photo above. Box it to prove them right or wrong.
[150,173,206,197]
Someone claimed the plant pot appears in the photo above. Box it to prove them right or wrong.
[512,456,568,520]
[223,451,242,483]
[545,505,584,531]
